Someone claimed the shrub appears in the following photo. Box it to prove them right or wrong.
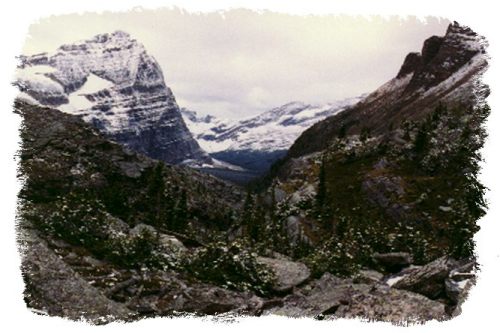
[183,240,275,295]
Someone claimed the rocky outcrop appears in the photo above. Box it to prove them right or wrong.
[20,229,133,323]
[16,101,243,233]
[17,31,210,166]
[256,256,311,293]
[389,256,458,299]
[129,223,187,254]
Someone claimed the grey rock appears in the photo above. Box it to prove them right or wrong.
[445,277,474,304]
[391,256,458,299]
[256,256,311,292]
[265,277,447,322]
[362,175,408,220]
[274,187,287,203]
[158,285,261,316]
[332,284,447,322]
[104,214,130,238]
[446,259,476,305]
[285,216,301,243]
[450,278,476,317]
[354,269,384,284]
[20,230,133,323]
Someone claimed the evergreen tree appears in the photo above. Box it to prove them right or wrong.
[316,157,327,209]
[173,189,188,232]
[146,163,167,227]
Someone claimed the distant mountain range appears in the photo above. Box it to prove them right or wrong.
[15,31,363,181]
[181,97,364,175]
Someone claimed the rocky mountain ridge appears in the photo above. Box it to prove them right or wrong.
[16,31,211,166]
[287,22,488,159]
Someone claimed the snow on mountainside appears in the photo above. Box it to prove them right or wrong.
[15,31,216,167]
[288,22,488,159]
[181,96,365,154]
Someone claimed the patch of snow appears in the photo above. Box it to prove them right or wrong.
[16,92,41,105]
[197,138,234,153]
[439,206,453,212]
[211,158,246,171]
[386,275,405,287]
[457,279,469,289]
[363,73,413,104]
[18,65,56,76]
[16,66,65,95]
[59,74,113,113]
[421,53,487,101]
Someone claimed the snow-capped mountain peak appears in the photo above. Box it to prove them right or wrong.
[16,30,213,166]
[182,96,365,155]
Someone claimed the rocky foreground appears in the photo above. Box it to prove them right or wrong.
[21,223,474,324]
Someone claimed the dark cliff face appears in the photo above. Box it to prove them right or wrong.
[286,22,488,159]
[17,31,210,165]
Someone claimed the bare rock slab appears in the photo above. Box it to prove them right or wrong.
[256,256,310,293]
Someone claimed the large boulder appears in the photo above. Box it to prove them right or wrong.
[256,256,311,293]
[159,234,187,253]
[373,252,413,273]
[389,256,458,299]
[20,231,133,323]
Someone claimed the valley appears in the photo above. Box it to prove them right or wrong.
[14,21,489,324]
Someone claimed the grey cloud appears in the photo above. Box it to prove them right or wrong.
[23,9,450,119]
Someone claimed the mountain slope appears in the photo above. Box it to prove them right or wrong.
[16,31,210,166]
[287,22,488,159]
[253,22,488,277]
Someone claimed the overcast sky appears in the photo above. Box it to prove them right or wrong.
[22,9,450,119]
